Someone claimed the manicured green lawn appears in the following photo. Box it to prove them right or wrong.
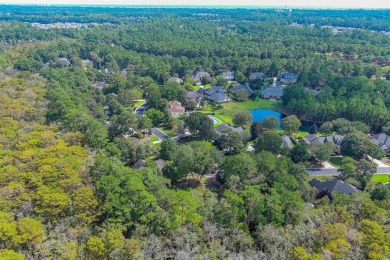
[372,174,390,183]
[328,156,344,167]
[150,135,159,142]
[159,127,176,137]
[307,176,336,181]
[197,99,284,125]
[134,100,146,108]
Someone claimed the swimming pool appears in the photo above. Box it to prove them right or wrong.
[211,117,221,124]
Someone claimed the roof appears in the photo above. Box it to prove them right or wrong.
[249,72,268,80]
[192,71,210,81]
[280,72,298,80]
[281,135,293,148]
[222,71,234,78]
[261,86,285,97]
[215,124,243,133]
[168,77,183,84]
[197,86,228,103]
[187,91,200,100]
[92,82,105,89]
[247,144,255,152]
[304,135,344,145]
[304,134,319,143]
[309,178,360,195]
[133,159,145,169]
[155,159,165,170]
[231,84,253,94]
[370,133,390,147]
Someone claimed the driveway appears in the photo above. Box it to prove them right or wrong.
[151,127,170,141]
[135,102,148,115]
[307,166,390,176]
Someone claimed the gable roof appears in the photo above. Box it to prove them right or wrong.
[187,91,200,100]
[168,77,183,84]
[92,82,105,89]
[281,135,293,148]
[261,86,285,97]
[249,72,268,80]
[231,84,253,94]
[280,72,298,80]
[133,159,145,169]
[222,71,234,78]
[370,133,390,147]
[192,71,210,81]
[309,178,360,195]
[215,124,244,133]
[197,86,228,103]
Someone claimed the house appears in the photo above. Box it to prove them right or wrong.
[133,159,145,169]
[222,71,235,80]
[247,144,255,152]
[103,106,110,116]
[215,124,244,137]
[370,133,390,153]
[197,86,229,103]
[281,135,293,148]
[167,77,183,84]
[58,57,70,66]
[155,159,165,171]
[309,178,360,201]
[168,101,185,117]
[304,134,344,151]
[261,86,285,99]
[192,71,211,83]
[279,72,298,84]
[230,84,253,96]
[92,82,105,90]
[81,59,92,65]
[249,72,268,81]
[44,62,51,67]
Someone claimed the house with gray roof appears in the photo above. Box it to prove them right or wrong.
[309,178,359,202]
[249,72,268,81]
[168,77,183,84]
[133,159,145,169]
[230,84,253,96]
[92,82,105,90]
[370,133,390,153]
[192,71,211,83]
[197,86,229,103]
[215,124,244,136]
[261,86,285,99]
[279,72,298,84]
[222,71,235,80]
[281,135,293,148]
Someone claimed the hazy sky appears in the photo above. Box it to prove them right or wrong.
[0,0,389,8]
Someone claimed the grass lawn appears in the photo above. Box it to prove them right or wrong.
[159,127,177,137]
[134,100,146,108]
[307,176,336,181]
[150,135,159,142]
[197,99,284,125]
[372,174,390,183]
[328,156,344,167]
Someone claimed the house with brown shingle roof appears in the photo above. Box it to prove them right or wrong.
[168,101,185,117]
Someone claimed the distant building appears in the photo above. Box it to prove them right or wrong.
[192,71,211,83]
[92,82,105,90]
[81,59,92,65]
[222,71,235,80]
[58,57,70,66]
[215,123,244,137]
[261,86,285,99]
[281,135,293,148]
[167,77,183,84]
[168,101,185,117]
[370,133,390,153]
[249,72,268,81]
[197,86,229,103]
[133,159,145,169]
[230,84,253,96]
[303,134,344,151]
[279,72,298,84]
[309,178,360,202]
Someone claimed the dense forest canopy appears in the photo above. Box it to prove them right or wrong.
[0,5,389,260]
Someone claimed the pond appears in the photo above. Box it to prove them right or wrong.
[248,109,315,131]
[249,109,283,128]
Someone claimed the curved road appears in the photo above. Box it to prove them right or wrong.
[135,102,148,116]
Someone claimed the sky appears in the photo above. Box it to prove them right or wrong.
[0,0,389,8]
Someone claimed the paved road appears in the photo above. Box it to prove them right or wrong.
[151,127,170,141]
[135,102,148,115]
[307,167,390,176]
